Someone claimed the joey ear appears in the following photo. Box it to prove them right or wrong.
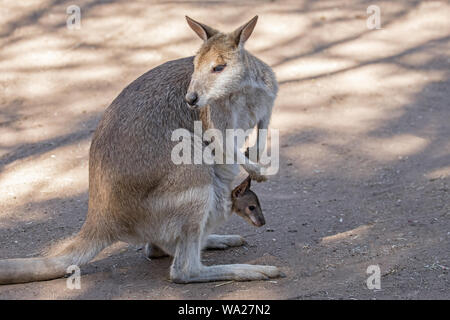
[244,175,252,189]
[232,176,251,198]
[232,15,258,47]
[186,16,219,41]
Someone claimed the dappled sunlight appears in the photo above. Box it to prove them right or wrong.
[363,134,429,161]
[0,36,72,65]
[0,108,98,150]
[426,166,450,180]
[282,142,334,175]
[0,141,89,222]
[321,224,372,244]
[276,56,353,82]
[332,37,401,59]
[272,101,396,133]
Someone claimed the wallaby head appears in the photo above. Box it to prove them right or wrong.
[185,15,258,109]
[231,176,265,227]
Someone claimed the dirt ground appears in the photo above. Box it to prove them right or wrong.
[0,0,449,299]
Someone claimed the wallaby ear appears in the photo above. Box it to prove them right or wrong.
[232,15,258,47]
[244,175,252,189]
[232,176,251,198]
[186,16,218,41]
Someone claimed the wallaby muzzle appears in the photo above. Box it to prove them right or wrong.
[185,91,199,108]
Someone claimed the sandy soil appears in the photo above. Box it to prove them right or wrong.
[0,0,449,299]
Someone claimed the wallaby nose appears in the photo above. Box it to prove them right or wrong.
[185,92,198,106]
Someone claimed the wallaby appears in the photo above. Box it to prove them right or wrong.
[0,15,281,284]
[144,176,265,258]
[231,176,265,228]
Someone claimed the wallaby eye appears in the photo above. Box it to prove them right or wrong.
[248,205,256,211]
[212,64,226,73]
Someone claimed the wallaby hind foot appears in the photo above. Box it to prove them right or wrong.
[144,234,245,259]
[204,234,245,250]
[173,264,283,284]
[170,233,283,283]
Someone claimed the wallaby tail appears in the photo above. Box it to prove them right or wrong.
[0,232,109,285]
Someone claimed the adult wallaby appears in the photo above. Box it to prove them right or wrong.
[0,15,281,284]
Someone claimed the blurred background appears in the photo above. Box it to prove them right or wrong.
[0,0,449,299]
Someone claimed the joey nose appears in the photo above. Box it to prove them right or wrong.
[185,92,198,107]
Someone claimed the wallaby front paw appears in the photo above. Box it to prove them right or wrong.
[243,164,267,182]
[245,147,260,163]
[248,170,267,182]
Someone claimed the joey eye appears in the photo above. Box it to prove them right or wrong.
[248,205,256,211]
[212,64,226,73]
